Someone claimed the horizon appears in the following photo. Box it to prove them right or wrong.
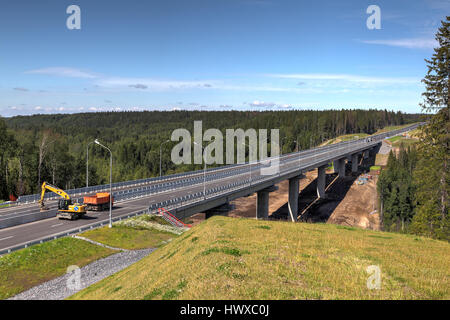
[2,108,425,119]
[1,0,448,116]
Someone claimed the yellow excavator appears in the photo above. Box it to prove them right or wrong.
[39,182,87,220]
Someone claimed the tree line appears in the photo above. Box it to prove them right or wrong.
[0,109,419,200]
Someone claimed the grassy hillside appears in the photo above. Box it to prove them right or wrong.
[70,216,449,300]
[0,237,115,299]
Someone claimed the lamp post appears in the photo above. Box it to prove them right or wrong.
[241,141,254,186]
[281,137,298,155]
[194,142,206,200]
[281,137,288,155]
[86,141,94,188]
[94,139,113,228]
[159,140,171,177]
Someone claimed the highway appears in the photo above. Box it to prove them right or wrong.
[0,123,422,254]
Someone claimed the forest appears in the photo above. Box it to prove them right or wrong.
[377,16,449,241]
[0,109,420,200]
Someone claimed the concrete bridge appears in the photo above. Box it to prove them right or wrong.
[170,123,422,222]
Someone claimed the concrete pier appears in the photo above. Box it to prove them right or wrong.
[288,176,301,222]
[351,153,359,173]
[317,165,327,199]
[334,158,346,177]
[256,185,278,220]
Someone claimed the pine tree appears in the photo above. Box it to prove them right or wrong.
[411,16,450,240]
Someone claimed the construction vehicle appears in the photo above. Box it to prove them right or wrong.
[83,192,114,211]
[39,182,87,220]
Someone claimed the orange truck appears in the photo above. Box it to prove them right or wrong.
[83,193,114,211]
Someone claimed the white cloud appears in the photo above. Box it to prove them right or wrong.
[360,38,438,49]
[267,73,420,84]
[25,67,98,79]
[97,77,216,91]
[13,87,29,92]
[249,100,276,107]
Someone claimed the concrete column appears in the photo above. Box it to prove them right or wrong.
[317,165,326,199]
[288,176,301,222]
[337,158,346,177]
[351,154,359,173]
[256,185,278,220]
[363,150,370,159]
[333,160,340,174]
[256,190,269,220]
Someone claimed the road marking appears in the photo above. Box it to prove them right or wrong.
[0,236,13,241]
[51,223,64,228]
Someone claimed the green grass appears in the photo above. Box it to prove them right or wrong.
[80,224,176,250]
[375,124,415,134]
[70,216,450,300]
[392,138,419,147]
[370,166,381,171]
[387,136,403,143]
[0,237,115,299]
[0,200,12,208]
[340,133,369,141]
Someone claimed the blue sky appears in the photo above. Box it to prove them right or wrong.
[0,0,448,116]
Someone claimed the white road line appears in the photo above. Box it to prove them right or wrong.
[51,223,64,228]
[0,236,13,241]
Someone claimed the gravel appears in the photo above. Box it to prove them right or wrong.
[9,248,154,300]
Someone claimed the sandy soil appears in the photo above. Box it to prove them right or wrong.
[326,175,380,230]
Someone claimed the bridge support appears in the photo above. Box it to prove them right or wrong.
[288,176,301,222]
[256,185,278,220]
[334,158,346,177]
[363,150,370,159]
[317,165,326,199]
[351,153,359,173]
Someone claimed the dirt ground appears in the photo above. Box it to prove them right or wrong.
[325,175,380,230]
[188,154,381,231]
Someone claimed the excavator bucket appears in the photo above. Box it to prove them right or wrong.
[39,200,50,212]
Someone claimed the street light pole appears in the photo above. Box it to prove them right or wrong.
[194,142,206,199]
[94,139,113,228]
[86,141,94,188]
[159,140,171,177]
[281,137,288,156]
[241,142,253,186]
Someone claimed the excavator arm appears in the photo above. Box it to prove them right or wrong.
[39,182,71,210]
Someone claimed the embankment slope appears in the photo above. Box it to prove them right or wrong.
[70,216,449,300]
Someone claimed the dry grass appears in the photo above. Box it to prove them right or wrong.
[70,216,449,300]
[375,154,389,166]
